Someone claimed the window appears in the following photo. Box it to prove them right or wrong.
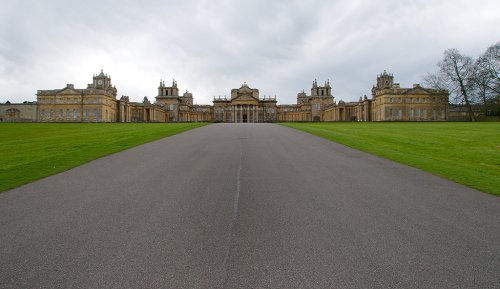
[410,109,414,118]
[94,98,97,104]
[416,109,421,118]
[398,109,402,119]
[93,109,97,119]
[85,109,89,119]
[74,98,78,104]
[59,109,63,119]
[169,104,174,110]
[416,98,420,103]
[66,109,70,119]
[73,109,78,120]
[389,98,393,103]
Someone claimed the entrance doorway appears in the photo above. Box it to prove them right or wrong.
[242,114,248,123]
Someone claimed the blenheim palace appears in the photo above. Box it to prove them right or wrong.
[0,70,449,122]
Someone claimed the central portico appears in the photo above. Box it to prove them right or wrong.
[213,83,277,123]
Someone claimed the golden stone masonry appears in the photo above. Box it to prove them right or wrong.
[0,70,450,122]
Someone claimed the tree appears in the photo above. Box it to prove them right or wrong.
[425,43,500,121]
[474,42,500,117]
[440,49,477,121]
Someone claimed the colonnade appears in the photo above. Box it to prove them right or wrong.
[232,104,260,123]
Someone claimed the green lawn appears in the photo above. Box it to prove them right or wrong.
[281,122,500,196]
[0,123,208,192]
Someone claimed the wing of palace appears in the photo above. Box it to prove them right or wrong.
[1,70,452,122]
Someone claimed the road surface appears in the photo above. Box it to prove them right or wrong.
[1,123,499,288]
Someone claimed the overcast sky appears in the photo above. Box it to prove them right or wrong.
[0,0,499,104]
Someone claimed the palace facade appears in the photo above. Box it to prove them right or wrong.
[322,71,449,121]
[0,70,450,123]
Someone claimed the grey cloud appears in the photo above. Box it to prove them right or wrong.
[0,0,499,104]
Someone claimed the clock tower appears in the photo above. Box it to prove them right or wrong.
[93,69,112,90]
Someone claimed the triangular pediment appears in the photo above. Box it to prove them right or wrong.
[232,94,258,102]
[57,88,80,95]
[404,87,432,95]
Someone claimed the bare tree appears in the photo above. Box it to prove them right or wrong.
[426,49,477,121]
[423,72,447,90]
[474,42,500,117]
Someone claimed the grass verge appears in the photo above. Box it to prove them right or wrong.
[281,122,500,196]
[0,123,208,192]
